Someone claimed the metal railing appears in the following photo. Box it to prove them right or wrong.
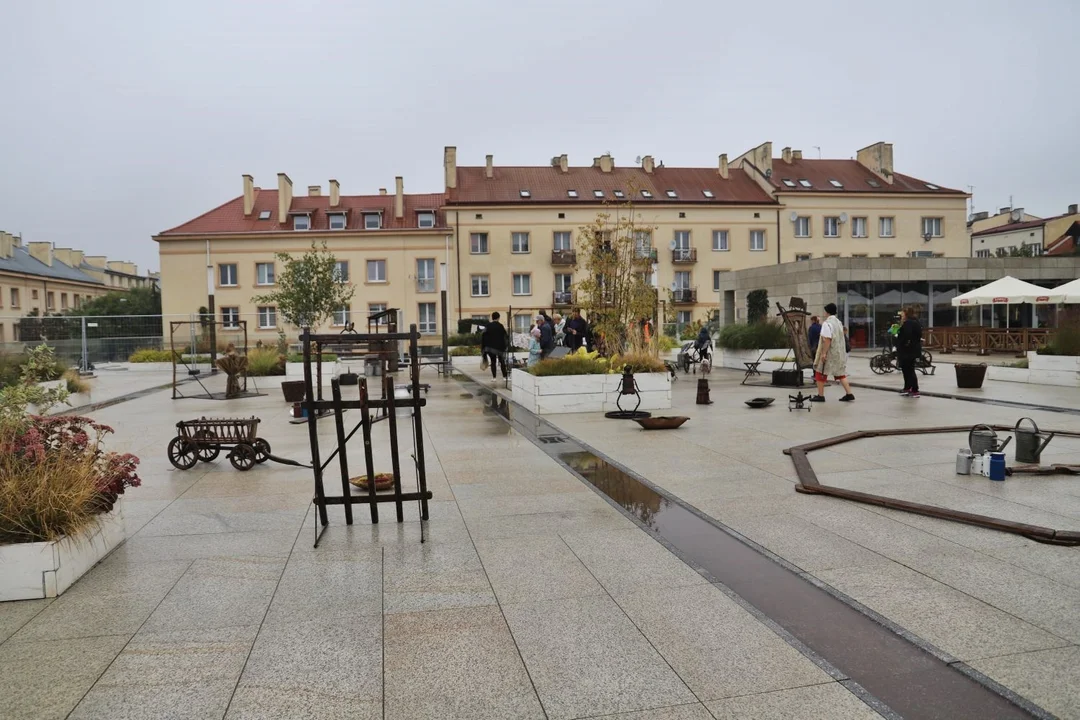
[671,288,697,304]
[552,291,574,306]
[672,247,697,264]
[416,278,436,293]
[551,249,576,265]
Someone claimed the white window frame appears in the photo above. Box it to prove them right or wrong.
[794,217,810,238]
[221,307,240,329]
[416,258,436,292]
[712,269,727,291]
[512,273,532,296]
[553,231,572,251]
[673,230,691,250]
[366,259,387,283]
[823,217,840,238]
[255,262,275,286]
[293,215,310,231]
[676,310,692,325]
[218,263,238,287]
[750,230,766,251]
[879,217,895,238]
[922,217,943,237]
[257,306,277,329]
[418,303,437,334]
[511,232,530,254]
[417,211,435,229]
[471,275,490,297]
[554,273,573,293]
[711,230,729,252]
[332,306,351,327]
[851,217,868,238]
[333,261,350,283]
[674,270,691,290]
[363,213,381,230]
[796,253,812,261]
[975,249,991,258]
[470,233,489,254]
[328,213,346,230]
[368,303,387,324]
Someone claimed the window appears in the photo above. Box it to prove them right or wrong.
[256,262,275,286]
[31,289,38,300]
[222,307,239,329]
[363,213,381,230]
[512,232,530,253]
[333,261,350,283]
[1025,243,1044,256]
[634,231,653,259]
[367,260,386,283]
[921,217,943,237]
[677,311,692,325]
[712,269,727,291]
[512,273,531,296]
[512,314,531,334]
[418,211,435,228]
[852,217,868,238]
[824,217,840,237]
[782,179,796,187]
[878,253,895,258]
[46,292,54,310]
[909,251,933,258]
[293,215,310,231]
[703,190,715,198]
[673,230,691,250]
[567,190,578,198]
[796,253,812,261]
[879,217,895,238]
[674,271,691,289]
[257,306,277,329]
[666,190,677,198]
[711,230,729,251]
[471,275,490,297]
[794,217,810,237]
[258,210,271,220]
[750,230,766,251]
[975,249,991,258]
[519,190,531,198]
[593,190,604,198]
[368,303,387,324]
[416,258,436,292]
[470,233,489,254]
[218,263,238,286]
[925,183,939,190]
[553,231,572,251]
[829,179,843,188]
[641,190,652,198]
[61,293,68,310]
[418,303,436,334]
[613,190,625,199]
[74,295,81,309]
[333,306,351,326]
[867,179,880,188]
[328,213,346,230]
[555,273,572,293]
[798,179,812,188]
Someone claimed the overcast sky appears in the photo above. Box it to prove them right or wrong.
[2,0,1077,272]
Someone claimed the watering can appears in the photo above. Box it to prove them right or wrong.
[968,425,1011,456]
[1014,418,1054,465]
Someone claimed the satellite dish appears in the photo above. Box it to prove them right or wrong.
[668,240,678,250]
[789,211,798,222]
[839,213,848,223]
[670,282,678,292]
[634,156,642,164]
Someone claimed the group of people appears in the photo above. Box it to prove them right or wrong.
[478,309,592,381]
[807,302,923,401]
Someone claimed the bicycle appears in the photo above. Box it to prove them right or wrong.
[870,340,934,375]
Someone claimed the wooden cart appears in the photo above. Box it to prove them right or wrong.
[167,417,270,471]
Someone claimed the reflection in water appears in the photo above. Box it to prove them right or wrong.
[561,451,668,530]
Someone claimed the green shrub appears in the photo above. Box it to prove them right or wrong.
[450,346,481,357]
[0,352,65,387]
[527,356,609,376]
[680,320,704,341]
[657,335,679,352]
[746,289,770,324]
[246,348,285,376]
[717,322,790,350]
[457,318,478,334]
[615,352,667,373]
[285,352,338,363]
[447,333,481,346]
[128,348,172,362]
[63,369,91,394]
[1007,358,1029,368]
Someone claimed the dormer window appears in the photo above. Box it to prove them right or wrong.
[702,190,714,198]
[417,211,435,228]
[798,179,812,188]
[641,190,653,198]
[782,179,796,187]
[613,190,625,199]
[519,190,531,198]
[567,190,578,198]
[925,183,939,190]
[665,190,677,198]
[363,212,381,230]
[867,179,880,188]
[328,213,346,230]
[829,179,843,188]
[593,190,604,198]
[257,210,271,220]
[293,215,310,231]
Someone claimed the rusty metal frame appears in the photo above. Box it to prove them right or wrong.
[785,424,1080,546]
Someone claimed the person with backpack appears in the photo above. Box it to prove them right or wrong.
[480,311,508,382]
[897,306,923,398]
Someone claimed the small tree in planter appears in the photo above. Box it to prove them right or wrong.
[574,199,659,357]
[252,242,354,398]
[746,289,770,324]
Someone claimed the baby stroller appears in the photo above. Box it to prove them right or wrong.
[678,337,713,374]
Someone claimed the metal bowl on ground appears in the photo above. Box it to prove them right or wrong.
[633,416,690,430]
[744,397,776,409]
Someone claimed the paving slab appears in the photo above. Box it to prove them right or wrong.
[263,548,383,625]
[705,681,881,719]
[382,540,497,614]
[968,645,1080,720]
[560,528,709,596]
[0,598,51,645]
[474,533,604,605]
[588,703,716,719]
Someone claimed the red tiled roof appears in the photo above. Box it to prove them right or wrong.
[970,212,1080,238]
[767,158,964,195]
[446,165,777,206]
[1045,221,1080,256]
[157,190,447,236]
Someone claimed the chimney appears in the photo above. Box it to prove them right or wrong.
[642,155,655,174]
[329,179,340,207]
[444,146,457,190]
[792,149,803,160]
[28,242,53,266]
[53,248,74,267]
[70,249,84,267]
[782,147,793,164]
[242,174,255,216]
[307,185,321,197]
[379,188,387,196]
[277,173,293,223]
[855,141,894,184]
[83,255,107,269]
[999,206,1011,215]
[718,154,729,179]
[597,153,613,173]
[394,176,404,219]
[0,232,13,259]
[485,155,494,179]
[1069,203,1078,215]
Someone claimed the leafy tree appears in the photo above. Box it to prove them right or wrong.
[573,199,659,356]
[746,289,770,324]
[72,286,161,317]
[251,242,354,331]
[994,245,1035,258]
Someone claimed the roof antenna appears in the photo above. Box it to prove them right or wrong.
[813,146,821,159]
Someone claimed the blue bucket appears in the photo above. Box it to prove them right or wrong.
[988,452,1006,481]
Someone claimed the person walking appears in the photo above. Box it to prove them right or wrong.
[808,315,822,356]
[897,307,923,398]
[553,314,566,345]
[537,315,555,359]
[527,326,542,367]
[480,311,508,383]
[565,309,587,352]
[812,303,854,403]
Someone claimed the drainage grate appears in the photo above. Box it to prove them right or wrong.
[538,435,566,444]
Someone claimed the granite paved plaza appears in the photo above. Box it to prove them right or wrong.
[1,361,1078,719]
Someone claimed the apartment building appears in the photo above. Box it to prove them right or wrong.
[970,204,1080,257]
[0,231,155,344]
[154,175,452,345]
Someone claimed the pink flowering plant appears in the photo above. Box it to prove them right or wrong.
[0,345,140,543]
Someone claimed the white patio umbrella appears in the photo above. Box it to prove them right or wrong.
[1053,278,1080,303]
[951,276,1062,329]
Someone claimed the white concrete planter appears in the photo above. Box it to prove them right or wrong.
[987,366,1031,384]
[717,348,793,371]
[285,362,337,379]
[0,504,124,602]
[1027,352,1080,372]
[511,370,670,415]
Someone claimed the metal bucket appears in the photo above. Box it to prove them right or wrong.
[1014,417,1054,465]
[956,449,973,475]
[969,424,1010,455]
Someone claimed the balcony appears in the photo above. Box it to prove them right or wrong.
[416,278,436,293]
[672,288,697,304]
[552,291,574,306]
[635,247,658,262]
[551,249,576,266]
[672,247,697,264]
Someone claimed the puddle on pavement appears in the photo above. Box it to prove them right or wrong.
[452,372,1036,720]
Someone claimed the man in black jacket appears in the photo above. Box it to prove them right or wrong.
[480,312,508,381]
[537,314,555,359]
[564,309,588,352]
[897,306,923,398]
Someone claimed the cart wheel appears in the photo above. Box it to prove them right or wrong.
[168,437,199,470]
[919,350,933,368]
[253,438,272,464]
[230,444,257,471]
[870,355,887,375]
[193,430,220,462]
